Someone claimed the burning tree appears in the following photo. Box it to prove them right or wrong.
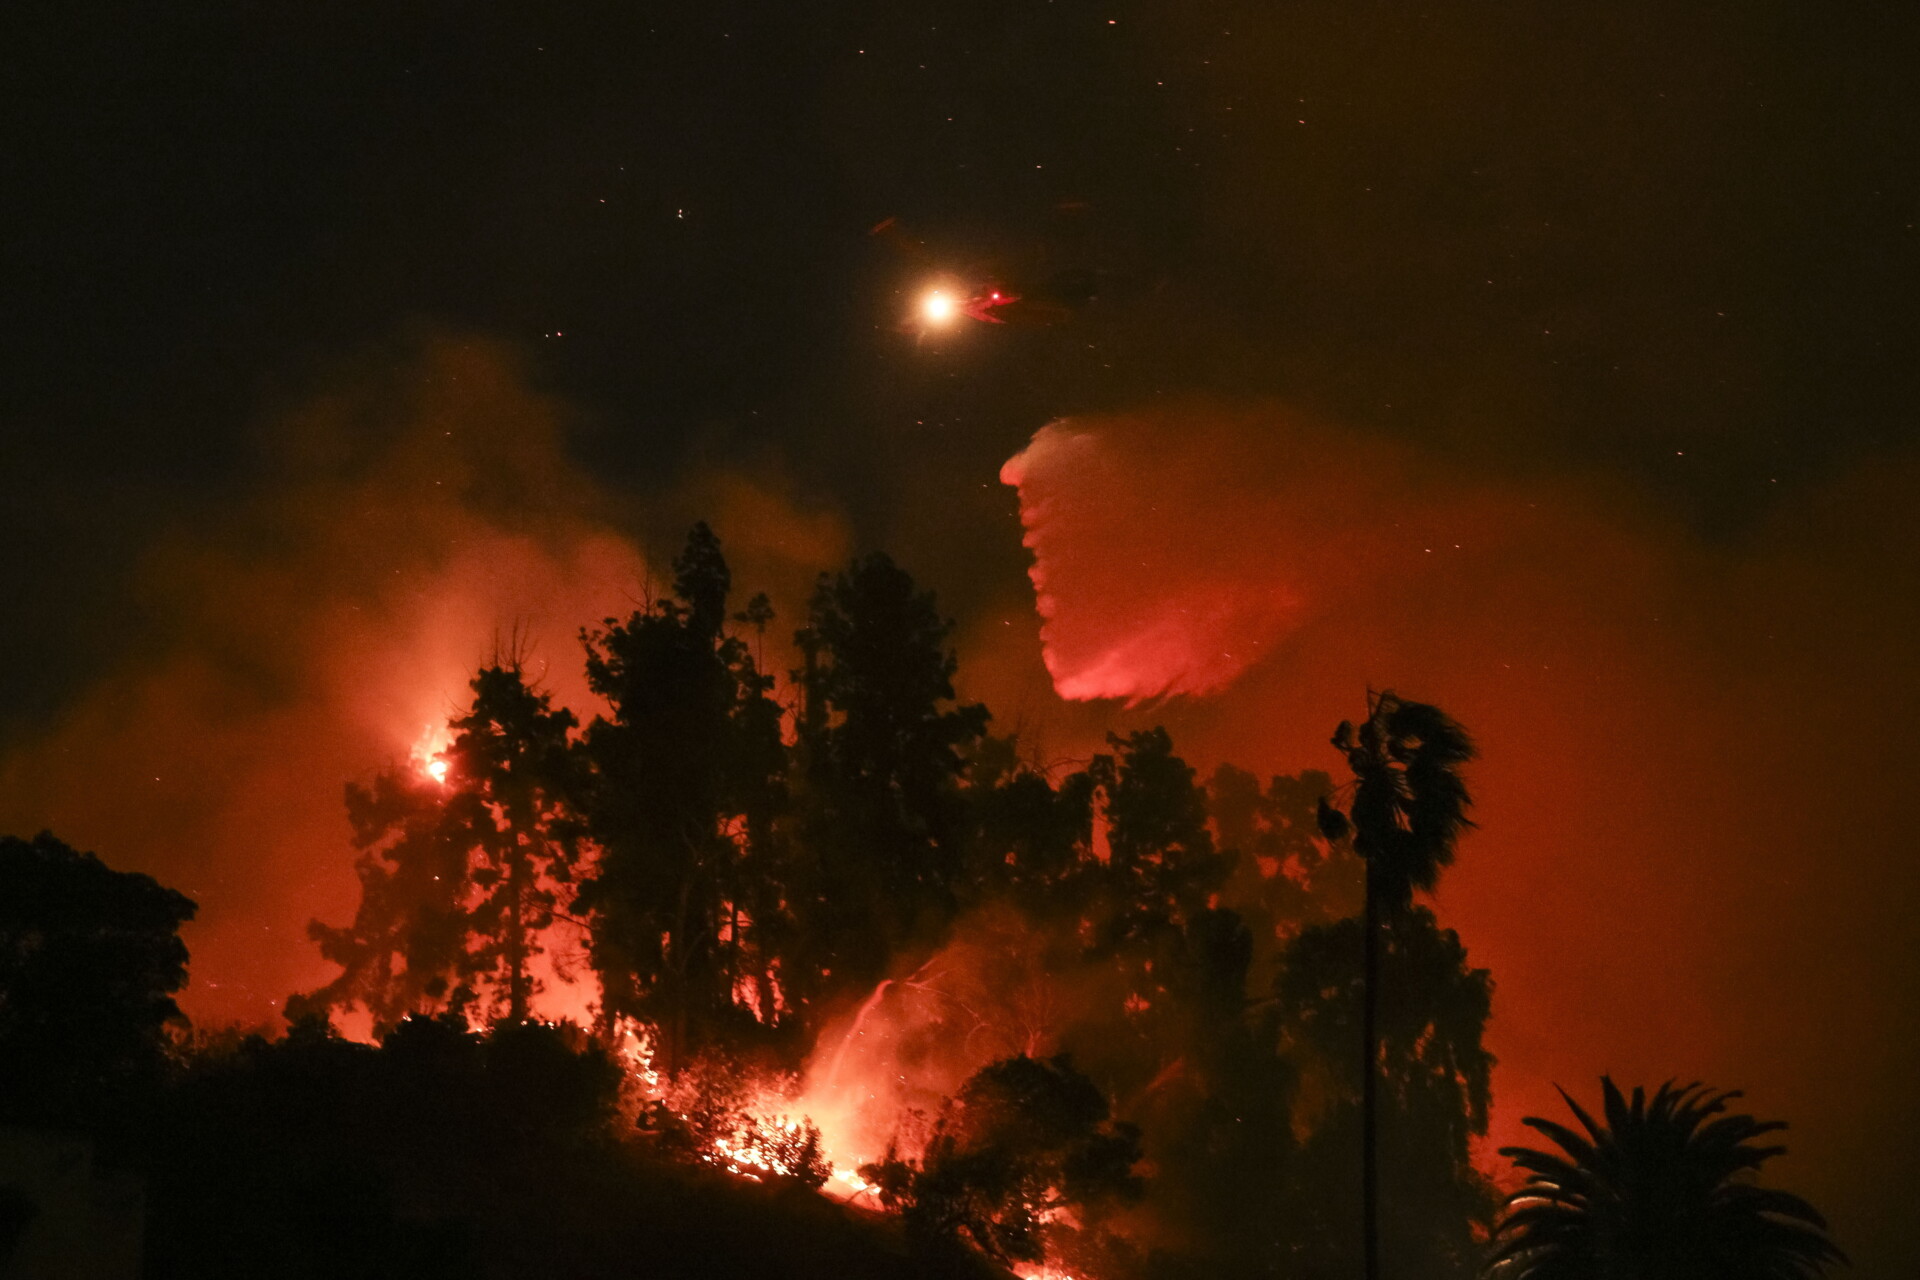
[637,1053,833,1190]
[296,662,587,1030]
[284,528,1526,1280]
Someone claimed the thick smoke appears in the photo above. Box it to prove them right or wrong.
[0,335,845,1031]
[1000,403,1920,1267]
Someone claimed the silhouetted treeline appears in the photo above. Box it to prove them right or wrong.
[278,524,1504,1277]
[0,832,194,1131]
[138,1015,1005,1280]
[0,525,1843,1279]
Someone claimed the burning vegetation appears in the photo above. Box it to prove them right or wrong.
[0,521,1845,1280]
[260,521,1498,1278]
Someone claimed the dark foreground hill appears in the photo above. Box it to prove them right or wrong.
[49,1020,999,1280]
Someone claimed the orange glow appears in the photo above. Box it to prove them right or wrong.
[994,404,1920,1252]
[412,719,455,786]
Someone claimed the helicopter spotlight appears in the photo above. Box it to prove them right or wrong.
[875,216,1098,334]
[921,289,960,325]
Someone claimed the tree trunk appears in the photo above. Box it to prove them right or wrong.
[507,839,530,1023]
[1362,867,1380,1280]
[727,898,741,1004]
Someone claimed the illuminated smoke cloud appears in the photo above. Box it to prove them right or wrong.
[1001,406,1488,703]
[1000,403,1920,1259]
[0,334,845,1031]
[1003,415,1299,701]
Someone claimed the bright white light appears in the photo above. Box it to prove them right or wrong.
[427,758,449,784]
[921,289,957,324]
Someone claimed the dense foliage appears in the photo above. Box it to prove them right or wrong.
[0,528,1843,1280]
[867,1054,1144,1266]
[0,831,196,1128]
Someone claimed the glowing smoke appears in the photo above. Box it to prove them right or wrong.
[0,334,846,1030]
[1000,402,1920,1263]
[998,410,1433,702]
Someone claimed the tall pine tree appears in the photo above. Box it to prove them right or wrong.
[790,552,988,1008]
[578,524,788,1070]
[442,662,588,1024]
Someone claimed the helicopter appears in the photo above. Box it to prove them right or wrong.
[870,216,1100,332]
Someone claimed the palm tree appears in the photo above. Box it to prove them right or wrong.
[1486,1078,1846,1280]
[1318,690,1478,1280]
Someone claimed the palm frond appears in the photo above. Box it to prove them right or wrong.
[1483,1077,1845,1278]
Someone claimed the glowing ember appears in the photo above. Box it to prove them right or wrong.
[613,1016,661,1092]
[832,1167,875,1196]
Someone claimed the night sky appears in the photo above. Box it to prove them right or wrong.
[4,2,1917,1271]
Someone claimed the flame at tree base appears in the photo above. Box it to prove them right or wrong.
[607,1011,1100,1280]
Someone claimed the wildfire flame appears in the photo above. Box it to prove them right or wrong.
[411,720,454,785]
[603,1001,1095,1278]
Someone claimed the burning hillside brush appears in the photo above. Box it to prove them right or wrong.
[860,1054,1144,1269]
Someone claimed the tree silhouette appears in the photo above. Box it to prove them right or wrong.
[442,662,589,1024]
[868,1053,1143,1266]
[1138,902,1308,1277]
[791,552,988,1003]
[1317,691,1478,1280]
[145,1013,620,1278]
[1276,905,1497,1278]
[0,831,196,1128]
[1486,1078,1846,1280]
[0,1187,33,1268]
[1064,728,1240,1103]
[1089,727,1233,948]
[960,733,1095,914]
[298,664,587,1030]
[1209,763,1360,942]
[580,523,787,1070]
[297,756,480,1029]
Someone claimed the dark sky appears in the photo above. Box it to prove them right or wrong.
[10,3,1913,648]
[4,2,1917,1271]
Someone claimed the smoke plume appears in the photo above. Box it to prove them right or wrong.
[0,335,844,1030]
[1000,402,1920,1264]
